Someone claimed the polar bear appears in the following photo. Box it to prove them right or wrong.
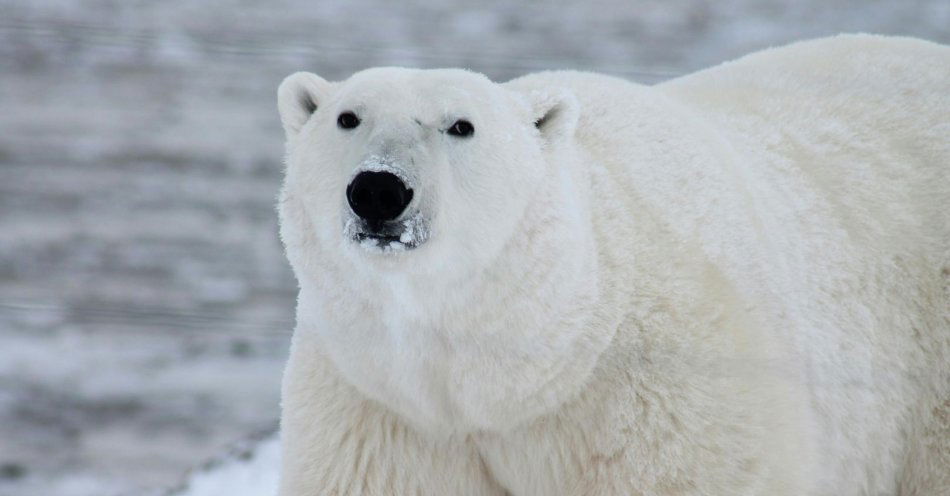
[275,35,949,496]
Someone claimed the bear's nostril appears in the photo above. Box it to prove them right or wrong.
[346,171,413,222]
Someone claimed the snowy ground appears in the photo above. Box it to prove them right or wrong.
[170,433,279,496]
[0,1,948,495]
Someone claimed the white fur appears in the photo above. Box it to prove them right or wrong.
[275,35,950,495]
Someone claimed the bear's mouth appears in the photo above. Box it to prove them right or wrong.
[355,231,414,250]
[344,213,429,252]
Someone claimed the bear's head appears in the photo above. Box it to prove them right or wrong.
[277,68,579,282]
[277,68,602,431]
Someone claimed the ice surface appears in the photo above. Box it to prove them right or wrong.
[0,1,947,495]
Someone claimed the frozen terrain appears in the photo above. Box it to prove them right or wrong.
[0,1,948,495]
[171,433,279,496]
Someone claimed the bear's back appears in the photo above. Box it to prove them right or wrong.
[661,34,949,251]
[660,33,949,343]
[663,35,950,493]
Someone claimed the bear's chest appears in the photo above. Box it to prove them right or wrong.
[309,277,612,435]
[315,301,527,433]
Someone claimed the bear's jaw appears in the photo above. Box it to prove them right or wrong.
[343,211,430,253]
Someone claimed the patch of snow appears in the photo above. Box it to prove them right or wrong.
[171,434,280,496]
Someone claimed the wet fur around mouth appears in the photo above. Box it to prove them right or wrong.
[344,213,430,251]
[355,231,413,249]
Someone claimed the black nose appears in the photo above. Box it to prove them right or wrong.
[346,171,414,222]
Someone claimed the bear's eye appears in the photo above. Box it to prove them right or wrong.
[447,119,474,138]
[337,111,361,129]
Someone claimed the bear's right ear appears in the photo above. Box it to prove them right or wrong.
[518,87,579,145]
[277,72,333,137]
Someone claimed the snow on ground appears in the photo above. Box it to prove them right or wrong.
[0,1,947,495]
[169,433,279,496]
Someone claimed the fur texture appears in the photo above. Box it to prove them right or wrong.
[275,34,950,495]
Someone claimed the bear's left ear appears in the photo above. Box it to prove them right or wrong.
[277,72,333,137]
[517,87,579,144]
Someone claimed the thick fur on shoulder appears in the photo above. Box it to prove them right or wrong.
[276,35,949,495]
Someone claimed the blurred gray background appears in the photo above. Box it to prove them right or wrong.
[0,1,948,495]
